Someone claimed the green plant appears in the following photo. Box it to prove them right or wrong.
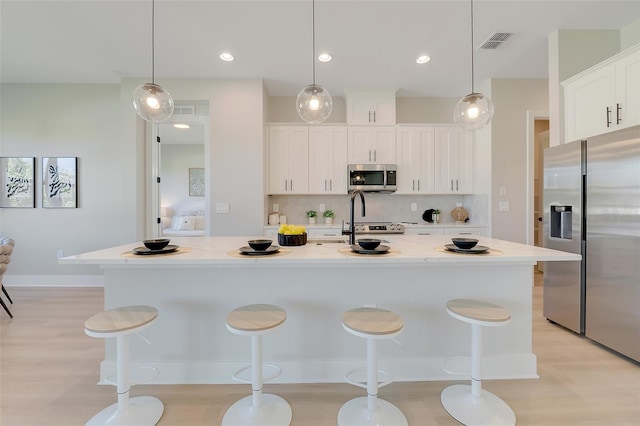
[433,209,440,214]
[323,210,334,218]
[306,210,317,218]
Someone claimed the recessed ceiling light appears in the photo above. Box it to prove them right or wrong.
[318,53,332,62]
[173,124,190,129]
[416,55,431,64]
[220,52,234,62]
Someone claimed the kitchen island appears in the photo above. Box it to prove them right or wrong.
[61,235,580,385]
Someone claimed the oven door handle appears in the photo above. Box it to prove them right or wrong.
[383,165,387,188]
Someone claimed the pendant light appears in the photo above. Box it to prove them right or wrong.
[453,0,494,131]
[132,0,174,123]
[296,0,332,124]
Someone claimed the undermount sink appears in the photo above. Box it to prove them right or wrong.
[307,239,348,245]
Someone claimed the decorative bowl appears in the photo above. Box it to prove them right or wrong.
[357,238,382,250]
[248,239,272,251]
[278,233,307,246]
[451,237,478,250]
[143,238,171,251]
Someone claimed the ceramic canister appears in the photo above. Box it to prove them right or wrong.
[268,213,279,225]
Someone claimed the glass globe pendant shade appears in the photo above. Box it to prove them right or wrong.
[453,92,494,131]
[132,83,174,123]
[296,84,333,124]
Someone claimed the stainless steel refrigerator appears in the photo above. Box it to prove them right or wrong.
[543,126,640,362]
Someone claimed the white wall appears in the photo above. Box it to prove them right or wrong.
[620,18,640,50]
[490,79,549,243]
[0,84,124,282]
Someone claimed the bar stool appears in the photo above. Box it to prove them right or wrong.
[222,304,292,426]
[441,299,516,426]
[338,307,408,426]
[84,305,163,426]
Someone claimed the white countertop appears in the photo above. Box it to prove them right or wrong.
[60,235,580,266]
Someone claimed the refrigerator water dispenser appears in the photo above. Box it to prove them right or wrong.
[550,205,572,239]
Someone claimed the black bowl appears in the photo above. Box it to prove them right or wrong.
[143,238,171,251]
[358,238,382,250]
[248,239,273,251]
[451,237,478,250]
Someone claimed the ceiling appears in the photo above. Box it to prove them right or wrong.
[1,1,639,99]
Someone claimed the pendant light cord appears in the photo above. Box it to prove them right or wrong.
[312,0,316,85]
[470,0,475,93]
[151,0,156,84]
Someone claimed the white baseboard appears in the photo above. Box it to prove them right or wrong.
[3,275,104,287]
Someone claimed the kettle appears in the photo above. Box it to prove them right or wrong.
[422,209,434,223]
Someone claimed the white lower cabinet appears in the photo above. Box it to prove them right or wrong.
[403,227,445,236]
[444,227,486,237]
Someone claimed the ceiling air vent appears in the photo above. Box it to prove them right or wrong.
[173,105,195,115]
[478,32,513,50]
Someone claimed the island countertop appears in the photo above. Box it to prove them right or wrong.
[60,234,580,266]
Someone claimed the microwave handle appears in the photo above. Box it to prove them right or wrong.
[383,165,387,188]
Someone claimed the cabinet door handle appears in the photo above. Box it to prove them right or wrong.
[284,179,288,191]
[450,180,454,191]
[368,111,371,123]
[617,103,622,124]
[290,179,293,191]
[324,179,327,191]
[606,107,612,127]
[373,111,376,123]
[374,150,377,162]
[417,179,420,191]
[329,179,332,191]
[412,180,415,191]
[456,179,459,191]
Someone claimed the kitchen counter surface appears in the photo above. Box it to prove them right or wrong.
[60,234,579,266]
[64,235,579,385]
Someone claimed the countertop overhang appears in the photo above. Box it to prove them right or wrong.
[60,235,581,267]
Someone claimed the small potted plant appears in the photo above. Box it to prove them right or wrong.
[432,209,441,223]
[323,209,335,224]
[306,210,318,224]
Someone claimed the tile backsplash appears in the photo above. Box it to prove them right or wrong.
[267,193,488,226]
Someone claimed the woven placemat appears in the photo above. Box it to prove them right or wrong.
[337,247,401,257]
[227,248,292,258]
[121,246,192,258]
[436,247,503,256]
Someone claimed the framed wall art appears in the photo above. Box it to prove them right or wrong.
[0,157,36,208]
[42,157,78,208]
[189,167,204,196]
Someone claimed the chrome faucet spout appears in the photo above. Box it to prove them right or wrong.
[349,190,366,245]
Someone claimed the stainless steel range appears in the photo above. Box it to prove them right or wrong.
[345,222,405,234]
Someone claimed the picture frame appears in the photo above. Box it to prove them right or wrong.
[189,167,204,196]
[0,157,36,208]
[42,157,78,208]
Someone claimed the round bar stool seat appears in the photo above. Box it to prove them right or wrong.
[441,299,516,426]
[338,307,408,426]
[84,305,163,426]
[222,304,291,426]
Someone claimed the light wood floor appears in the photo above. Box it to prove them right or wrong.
[1,272,639,425]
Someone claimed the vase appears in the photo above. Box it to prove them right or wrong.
[432,213,440,223]
[325,217,333,224]
[308,217,316,224]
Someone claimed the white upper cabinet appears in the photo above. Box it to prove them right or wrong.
[396,127,435,194]
[308,126,348,194]
[434,126,472,194]
[345,90,396,125]
[268,126,309,194]
[564,44,640,142]
[347,126,396,164]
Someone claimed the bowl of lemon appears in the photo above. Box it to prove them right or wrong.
[277,224,308,246]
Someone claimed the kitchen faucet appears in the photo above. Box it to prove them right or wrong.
[348,190,366,245]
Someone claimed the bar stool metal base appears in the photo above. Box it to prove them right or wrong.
[86,396,164,426]
[441,384,516,426]
[338,397,408,426]
[222,394,292,426]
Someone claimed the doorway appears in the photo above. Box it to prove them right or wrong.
[147,108,210,238]
[527,110,549,273]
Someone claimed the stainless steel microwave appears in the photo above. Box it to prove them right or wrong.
[348,164,397,193]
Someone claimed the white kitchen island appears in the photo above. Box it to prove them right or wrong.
[61,235,580,385]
